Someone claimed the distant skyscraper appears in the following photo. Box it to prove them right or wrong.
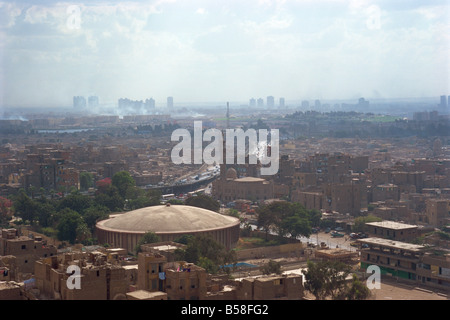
[301,100,309,109]
[279,97,285,109]
[358,97,369,108]
[167,96,174,110]
[88,96,99,108]
[145,98,155,112]
[249,98,256,107]
[73,96,86,109]
[440,95,447,108]
[267,96,275,109]
[314,99,321,109]
[226,102,230,129]
[257,98,264,108]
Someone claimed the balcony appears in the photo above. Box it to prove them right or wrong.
[360,248,421,262]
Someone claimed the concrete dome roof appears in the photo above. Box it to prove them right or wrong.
[226,167,238,179]
[96,205,240,234]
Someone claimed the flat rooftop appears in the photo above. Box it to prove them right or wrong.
[366,221,418,230]
[150,245,180,251]
[126,290,167,300]
[357,237,425,252]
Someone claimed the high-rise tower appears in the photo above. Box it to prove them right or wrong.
[226,101,230,129]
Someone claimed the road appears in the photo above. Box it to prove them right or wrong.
[298,231,358,252]
[248,224,358,252]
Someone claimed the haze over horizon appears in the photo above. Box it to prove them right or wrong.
[1,0,449,109]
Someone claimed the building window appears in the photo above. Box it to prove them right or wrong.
[21,245,26,250]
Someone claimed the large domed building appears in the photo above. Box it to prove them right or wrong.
[96,204,240,253]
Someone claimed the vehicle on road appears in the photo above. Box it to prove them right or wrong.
[331,231,345,238]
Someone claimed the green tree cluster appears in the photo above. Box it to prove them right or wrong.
[352,215,382,233]
[12,189,109,244]
[256,201,317,240]
[260,260,282,275]
[11,171,162,246]
[184,194,220,212]
[173,234,237,274]
[135,231,161,253]
[303,260,370,300]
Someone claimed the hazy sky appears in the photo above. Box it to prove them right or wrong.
[0,0,449,108]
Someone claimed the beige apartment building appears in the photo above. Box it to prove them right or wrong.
[0,228,57,276]
[365,221,419,242]
[212,167,274,202]
[426,199,450,227]
[34,251,128,300]
[358,237,450,291]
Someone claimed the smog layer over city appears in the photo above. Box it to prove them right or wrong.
[0,0,449,309]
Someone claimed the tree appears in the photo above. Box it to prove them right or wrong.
[352,215,382,233]
[308,209,322,228]
[76,222,92,244]
[257,201,312,240]
[174,234,194,245]
[260,260,282,275]
[94,185,125,212]
[36,202,57,228]
[281,214,311,239]
[127,189,161,210]
[57,208,86,244]
[198,256,219,274]
[0,196,12,227]
[256,204,277,240]
[184,194,220,212]
[83,205,110,232]
[135,231,161,253]
[112,171,136,199]
[79,172,94,191]
[342,274,371,300]
[303,260,352,300]
[13,190,38,224]
[174,234,236,274]
[57,191,93,215]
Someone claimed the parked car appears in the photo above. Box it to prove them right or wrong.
[331,231,345,238]
[357,232,368,239]
[325,227,331,233]
[334,227,344,232]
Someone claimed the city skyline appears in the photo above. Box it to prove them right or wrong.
[0,0,449,108]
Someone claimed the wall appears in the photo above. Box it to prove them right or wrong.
[235,242,305,260]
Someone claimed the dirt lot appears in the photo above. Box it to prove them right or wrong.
[368,277,449,300]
